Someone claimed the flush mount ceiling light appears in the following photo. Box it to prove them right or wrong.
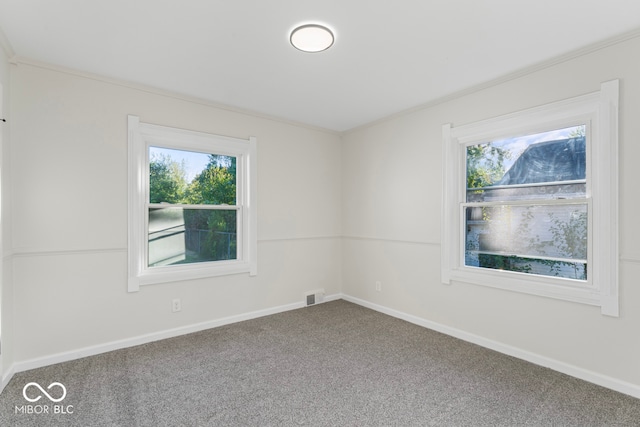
[290,24,334,53]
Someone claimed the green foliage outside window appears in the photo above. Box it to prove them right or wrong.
[149,152,237,263]
[466,144,510,190]
[466,139,588,280]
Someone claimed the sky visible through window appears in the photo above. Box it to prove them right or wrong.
[465,124,589,281]
[488,125,585,172]
[150,146,211,182]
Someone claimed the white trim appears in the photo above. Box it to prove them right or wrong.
[12,56,340,135]
[128,115,257,291]
[0,364,15,394]
[9,293,342,375]
[343,235,439,246]
[344,28,640,135]
[259,235,342,243]
[7,28,640,135]
[450,92,599,144]
[128,115,143,292]
[442,81,619,315]
[594,80,619,316]
[3,293,638,399]
[0,25,15,58]
[342,294,640,399]
[248,136,258,275]
[441,123,454,285]
[5,235,344,258]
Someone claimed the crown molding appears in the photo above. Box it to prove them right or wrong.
[344,26,640,135]
[6,25,640,136]
[10,56,340,136]
[0,25,15,59]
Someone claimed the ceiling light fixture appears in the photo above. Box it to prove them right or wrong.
[290,24,334,53]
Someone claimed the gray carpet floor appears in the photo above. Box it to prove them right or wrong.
[1,299,639,426]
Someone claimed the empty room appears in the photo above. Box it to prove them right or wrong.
[0,1,640,425]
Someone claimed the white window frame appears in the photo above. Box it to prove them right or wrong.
[128,116,257,292]
[442,80,618,316]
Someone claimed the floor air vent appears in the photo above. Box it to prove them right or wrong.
[305,289,325,306]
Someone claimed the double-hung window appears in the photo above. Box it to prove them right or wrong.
[442,81,618,316]
[128,116,257,292]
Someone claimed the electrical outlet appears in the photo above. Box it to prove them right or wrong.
[375,281,382,292]
[172,298,181,312]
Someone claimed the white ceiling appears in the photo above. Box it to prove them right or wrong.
[1,0,640,132]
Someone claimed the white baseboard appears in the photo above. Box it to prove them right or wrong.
[0,364,15,395]
[8,293,342,377]
[5,292,637,401]
[342,294,640,400]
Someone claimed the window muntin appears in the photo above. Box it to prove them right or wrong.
[441,80,618,316]
[466,126,587,202]
[148,207,238,267]
[464,203,588,280]
[147,147,239,268]
[128,116,257,292]
[464,125,589,281]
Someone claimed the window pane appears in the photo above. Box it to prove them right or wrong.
[465,204,587,280]
[467,182,586,203]
[466,125,586,202]
[149,146,237,205]
[148,207,237,267]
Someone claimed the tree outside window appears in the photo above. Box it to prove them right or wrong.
[465,125,588,281]
[148,148,238,267]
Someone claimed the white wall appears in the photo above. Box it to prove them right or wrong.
[5,30,640,398]
[342,34,640,390]
[0,37,13,387]
[8,62,342,363]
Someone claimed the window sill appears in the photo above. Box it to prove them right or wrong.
[128,260,256,292]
